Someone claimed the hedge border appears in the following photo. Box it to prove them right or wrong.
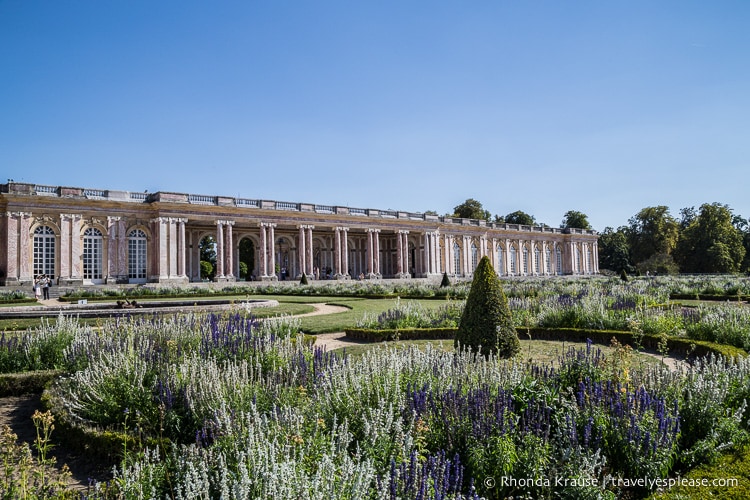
[344,327,747,359]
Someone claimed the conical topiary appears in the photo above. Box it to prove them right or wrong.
[300,273,309,285]
[440,271,451,288]
[455,256,519,358]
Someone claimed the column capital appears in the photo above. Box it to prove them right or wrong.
[259,221,277,228]
[150,217,170,224]
[4,211,32,218]
[107,216,122,223]
[335,226,349,232]
[366,228,380,233]
[398,229,410,234]
[59,213,82,221]
[216,219,233,226]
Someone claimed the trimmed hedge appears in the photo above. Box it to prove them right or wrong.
[344,327,747,359]
[345,327,458,342]
[671,293,747,302]
[0,370,63,397]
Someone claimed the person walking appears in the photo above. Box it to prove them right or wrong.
[33,275,42,300]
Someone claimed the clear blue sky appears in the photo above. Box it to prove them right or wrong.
[2,1,749,231]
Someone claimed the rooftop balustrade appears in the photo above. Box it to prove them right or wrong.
[0,182,597,235]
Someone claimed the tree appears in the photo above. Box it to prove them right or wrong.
[504,210,536,226]
[561,210,592,230]
[455,256,519,358]
[200,261,213,280]
[199,236,217,280]
[452,199,491,221]
[674,203,746,273]
[597,226,633,274]
[440,271,451,287]
[626,206,680,267]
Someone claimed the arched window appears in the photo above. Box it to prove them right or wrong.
[522,246,529,275]
[453,241,461,275]
[555,246,563,275]
[534,245,541,274]
[33,226,56,277]
[128,229,147,282]
[83,227,103,281]
[470,242,478,271]
[509,245,517,275]
[497,246,504,275]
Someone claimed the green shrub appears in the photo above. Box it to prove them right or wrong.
[440,272,451,287]
[455,256,519,357]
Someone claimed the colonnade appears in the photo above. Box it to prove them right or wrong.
[1,201,598,286]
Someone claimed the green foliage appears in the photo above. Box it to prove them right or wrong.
[300,273,309,285]
[199,260,213,280]
[504,210,536,226]
[627,206,680,267]
[675,202,746,273]
[452,198,491,221]
[561,210,592,230]
[455,256,519,357]
[440,272,451,287]
[599,226,634,274]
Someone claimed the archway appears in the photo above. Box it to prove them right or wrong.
[238,237,255,281]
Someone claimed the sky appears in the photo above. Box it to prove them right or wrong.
[2,1,749,232]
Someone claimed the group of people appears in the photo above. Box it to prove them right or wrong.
[33,274,52,300]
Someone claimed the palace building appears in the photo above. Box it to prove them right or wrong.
[0,182,598,286]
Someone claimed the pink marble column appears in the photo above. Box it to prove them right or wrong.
[224,221,234,278]
[402,231,410,277]
[259,223,268,276]
[118,219,127,277]
[215,221,225,278]
[268,224,276,278]
[298,226,306,277]
[366,230,374,275]
[423,233,430,274]
[70,215,83,279]
[306,226,314,275]
[396,231,403,275]
[334,227,341,275]
[17,213,32,282]
[373,229,380,276]
[341,228,349,277]
[178,219,187,278]
[3,213,19,282]
[445,235,452,275]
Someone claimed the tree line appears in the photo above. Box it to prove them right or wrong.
[445,199,749,275]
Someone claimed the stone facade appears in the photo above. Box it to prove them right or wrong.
[0,182,599,286]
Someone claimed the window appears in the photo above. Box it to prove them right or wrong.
[555,246,563,275]
[33,226,56,277]
[510,245,517,274]
[522,246,529,275]
[497,246,504,275]
[470,242,478,271]
[128,229,147,282]
[534,246,541,274]
[83,227,103,280]
[545,247,551,274]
